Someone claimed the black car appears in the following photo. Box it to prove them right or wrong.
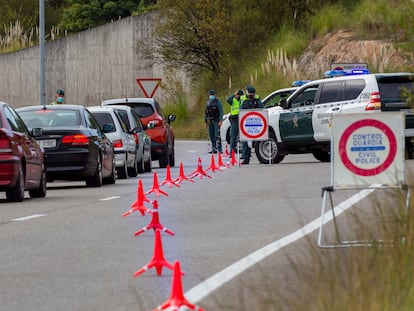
[16,105,116,187]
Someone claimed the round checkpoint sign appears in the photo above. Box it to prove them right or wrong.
[338,119,397,177]
[239,111,268,140]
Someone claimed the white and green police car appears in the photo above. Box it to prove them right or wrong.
[254,71,414,164]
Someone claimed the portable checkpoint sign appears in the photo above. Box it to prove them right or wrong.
[239,109,268,141]
[332,112,405,188]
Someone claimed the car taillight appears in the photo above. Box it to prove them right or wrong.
[112,139,123,148]
[132,133,139,145]
[62,134,89,145]
[365,92,381,110]
[0,133,11,150]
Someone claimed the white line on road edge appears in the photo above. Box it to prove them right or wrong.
[12,214,47,221]
[185,188,375,303]
[99,196,121,201]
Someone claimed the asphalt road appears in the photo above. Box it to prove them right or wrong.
[0,140,375,310]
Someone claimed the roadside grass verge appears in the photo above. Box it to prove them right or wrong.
[201,185,414,310]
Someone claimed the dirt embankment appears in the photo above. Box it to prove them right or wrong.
[297,30,413,78]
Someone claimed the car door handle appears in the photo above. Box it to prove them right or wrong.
[332,107,340,111]
[304,111,313,115]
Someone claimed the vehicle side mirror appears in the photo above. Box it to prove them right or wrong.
[132,126,142,133]
[31,127,43,137]
[102,123,115,133]
[146,121,155,130]
[168,114,176,124]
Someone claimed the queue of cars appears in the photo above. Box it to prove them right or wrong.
[0,98,176,202]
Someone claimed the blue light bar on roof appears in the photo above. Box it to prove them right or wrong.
[292,80,312,87]
[324,69,370,78]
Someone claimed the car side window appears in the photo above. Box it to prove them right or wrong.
[290,85,319,108]
[85,110,103,135]
[5,106,27,133]
[264,91,293,108]
[131,110,143,132]
[344,79,366,100]
[319,81,342,104]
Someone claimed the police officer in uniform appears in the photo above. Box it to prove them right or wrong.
[240,86,263,164]
[51,89,65,105]
[204,89,223,153]
[226,89,244,155]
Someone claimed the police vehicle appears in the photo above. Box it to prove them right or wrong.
[255,71,414,164]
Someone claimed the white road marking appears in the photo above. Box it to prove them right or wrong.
[12,214,47,221]
[99,196,121,201]
[185,188,375,303]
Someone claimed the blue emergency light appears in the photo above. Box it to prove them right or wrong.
[324,68,370,78]
[292,80,312,87]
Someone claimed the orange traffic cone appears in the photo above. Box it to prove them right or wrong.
[160,165,180,188]
[154,261,204,311]
[188,157,212,179]
[205,153,222,173]
[217,152,229,169]
[175,162,194,184]
[122,179,151,217]
[133,229,179,277]
[146,171,169,197]
[134,201,174,236]
[229,149,238,166]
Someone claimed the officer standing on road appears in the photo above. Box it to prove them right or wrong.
[204,89,223,153]
[240,85,263,164]
[50,89,65,105]
[226,89,244,155]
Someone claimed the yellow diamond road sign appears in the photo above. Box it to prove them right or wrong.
[136,78,161,98]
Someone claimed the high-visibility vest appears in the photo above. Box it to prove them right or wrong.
[230,97,241,116]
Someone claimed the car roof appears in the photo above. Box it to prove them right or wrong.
[16,104,86,111]
[101,98,156,105]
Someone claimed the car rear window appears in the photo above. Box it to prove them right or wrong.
[91,112,116,133]
[128,103,154,118]
[377,76,414,103]
[19,109,80,128]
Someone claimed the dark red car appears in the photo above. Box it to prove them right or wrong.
[0,101,46,202]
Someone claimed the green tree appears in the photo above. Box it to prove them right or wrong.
[58,0,142,33]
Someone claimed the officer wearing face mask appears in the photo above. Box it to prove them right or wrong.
[204,89,223,153]
[51,89,65,105]
[240,85,263,164]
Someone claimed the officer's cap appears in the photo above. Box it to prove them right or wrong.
[57,89,65,96]
[208,89,215,95]
[237,89,244,95]
[246,86,255,94]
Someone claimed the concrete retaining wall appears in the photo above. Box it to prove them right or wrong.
[0,12,190,108]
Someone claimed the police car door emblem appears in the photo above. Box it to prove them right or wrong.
[293,115,299,127]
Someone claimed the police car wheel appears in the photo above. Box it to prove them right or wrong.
[255,133,284,164]
[312,150,331,162]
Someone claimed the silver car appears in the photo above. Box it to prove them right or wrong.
[109,105,153,173]
[88,106,138,179]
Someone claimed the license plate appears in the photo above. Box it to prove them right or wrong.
[37,139,56,148]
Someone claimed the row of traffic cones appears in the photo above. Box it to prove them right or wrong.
[122,159,211,310]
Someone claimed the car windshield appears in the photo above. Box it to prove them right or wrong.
[19,109,80,128]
